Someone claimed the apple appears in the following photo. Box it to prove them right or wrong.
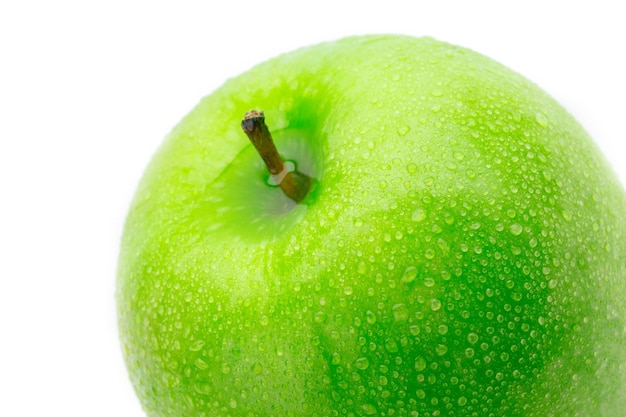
[117,35,626,416]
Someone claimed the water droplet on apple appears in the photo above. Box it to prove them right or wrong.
[189,340,205,352]
[221,363,231,374]
[195,358,208,370]
[535,112,548,127]
[562,210,572,222]
[331,352,342,365]
[414,356,426,371]
[385,338,399,353]
[366,310,377,324]
[392,303,409,322]
[406,162,417,174]
[362,403,377,415]
[430,299,442,311]
[397,125,411,136]
[343,286,353,295]
[401,266,417,283]
[355,357,370,370]
[467,333,479,344]
[510,223,523,235]
[431,89,443,97]
[411,208,427,222]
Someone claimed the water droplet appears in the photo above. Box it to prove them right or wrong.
[195,358,209,370]
[436,344,448,355]
[362,404,377,415]
[510,223,523,236]
[412,208,427,222]
[458,396,468,406]
[431,89,443,97]
[430,299,442,311]
[401,266,418,283]
[332,352,342,365]
[355,357,370,370]
[343,286,353,295]
[252,363,263,374]
[366,310,377,324]
[562,210,572,222]
[406,162,417,174]
[467,333,479,344]
[415,356,427,371]
[222,363,231,374]
[385,338,399,353]
[189,340,205,352]
[424,249,435,260]
[548,279,558,289]
[535,112,548,128]
[393,303,409,322]
[259,315,269,326]
[397,125,411,136]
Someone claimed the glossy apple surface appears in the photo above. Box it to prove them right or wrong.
[117,35,626,416]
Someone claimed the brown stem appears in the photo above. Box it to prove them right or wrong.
[241,110,312,203]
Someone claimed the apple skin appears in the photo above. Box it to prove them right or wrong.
[117,35,626,417]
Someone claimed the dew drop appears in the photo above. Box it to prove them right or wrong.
[467,333,479,344]
[385,338,399,353]
[401,266,418,283]
[189,340,205,352]
[535,112,548,128]
[355,357,370,370]
[393,303,409,322]
[362,404,377,415]
[415,356,427,371]
[510,223,523,236]
[412,208,427,222]
[397,125,411,136]
[430,299,442,311]
[195,358,209,370]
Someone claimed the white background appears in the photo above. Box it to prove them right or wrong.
[1,1,624,416]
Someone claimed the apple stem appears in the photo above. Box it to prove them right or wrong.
[241,110,313,203]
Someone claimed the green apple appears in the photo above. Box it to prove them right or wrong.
[117,35,626,417]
